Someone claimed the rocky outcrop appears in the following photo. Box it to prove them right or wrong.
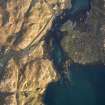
[0,0,62,104]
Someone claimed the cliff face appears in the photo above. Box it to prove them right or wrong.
[0,0,105,105]
[0,0,61,104]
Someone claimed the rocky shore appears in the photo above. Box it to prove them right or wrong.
[0,0,105,105]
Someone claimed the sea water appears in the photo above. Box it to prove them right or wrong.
[43,64,105,105]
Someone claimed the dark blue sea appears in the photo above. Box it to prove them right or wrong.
[43,64,105,105]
